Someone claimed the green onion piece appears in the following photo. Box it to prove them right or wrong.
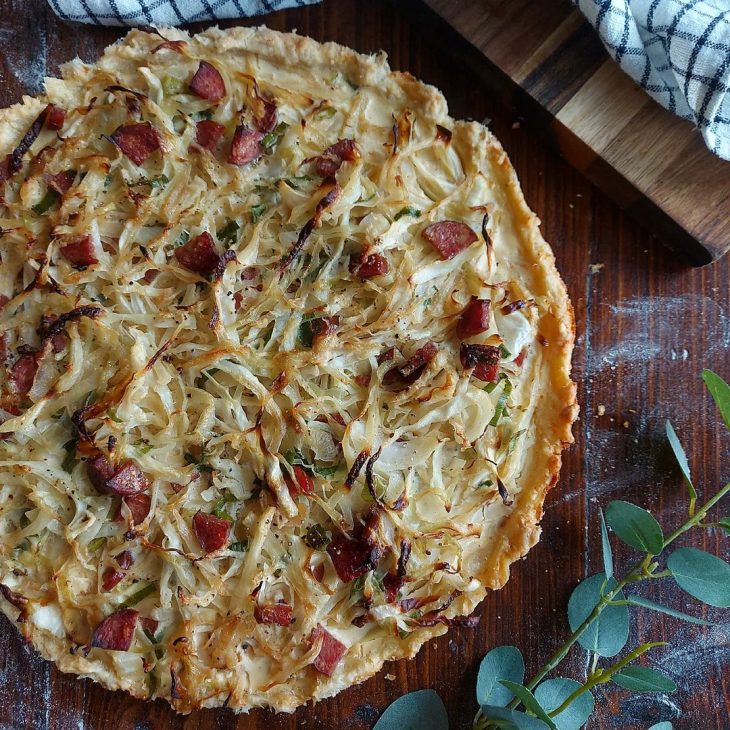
[261,122,289,150]
[87,536,107,553]
[251,204,267,223]
[161,74,184,95]
[184,452,213,473]
[314,106,337,120]
[118,583,156,610]
[477,479,493,488]
[394,206,421,221]
[175,230,190,247]
[297,319,314,349]
[313,464,339,477]
[107,408,123,423]
[32,189,60,216]
[506,429,526,456]
[499,343,512,359]
[284,175,313,190]
[489,378,513,427]
[211,494,236,522]
[229,540,249,552]
[191,108,214,122]
[304,524,330,550]
[133,439,154,455]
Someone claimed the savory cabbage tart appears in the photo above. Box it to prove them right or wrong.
[0,26,576,713]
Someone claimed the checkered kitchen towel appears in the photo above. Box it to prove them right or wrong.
[47,0,319,26]
[575,1,730,160]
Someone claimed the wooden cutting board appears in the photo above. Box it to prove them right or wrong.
[419,0,730,265]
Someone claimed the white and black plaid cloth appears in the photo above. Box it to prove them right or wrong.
[48,0,730,161]
[47,0,318,26]
[575,0,730,160]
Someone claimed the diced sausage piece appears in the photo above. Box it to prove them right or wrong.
[228,126,264,166]
[326,533,375,582]
[285,465,314,497]
[255,99,277,134]
[139,616,159,635]
[90,608,139,651]
[110,123,161,166]
[61,234,98,267]
[456,298,491,339]
[310,316,339,339]
[383,342,438,386]
[115,550,134,570]
[313,139,360,177]
[104,461,149,496]
[174,231,220,274]
[46,105,66,131]
[351,252,388,279]
[101,567,126,591]
[87,455,116,492]
[189,61,226,102]
[48,169,76,194]
[193,510,230,554]
[254,603,295,626]
[0,295,8,309]
[195,120,225,151]
[422,221,478,260]
[123,492,151,524]
[9,355,37,396]
[311,625,346,676]
[460,343,501,383]
[383,573,403,603]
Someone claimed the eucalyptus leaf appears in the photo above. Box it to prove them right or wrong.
[599,509,613,579]
[626,595,712,625]
[476,645,525,708]
[605,501,664,555]
[499,682,557,730]
[717,517,730,535]
[702,369,730,430]
[480,706,548,729]
[534,678,594,730]
[665,421,696,505]
[612,666,677,693]
[647,723,673,729]
[667,547,730,607]
[567,573,629,657]
[373,689,449,730]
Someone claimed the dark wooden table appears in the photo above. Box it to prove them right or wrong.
[0,1,727,728]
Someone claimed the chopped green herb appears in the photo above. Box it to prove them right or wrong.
[304,524,330,550]
[143,627,158,645]
[103,173,113,190]
[61,438,78,473]
[499,343,512,359]
[175,230,190,247]
[506,429,526,456]
[477,479,494,488]
[32,189,60,216]
[229,540,249,552]
[314,105,337,120]
[489,377,513,427]
[284,175,313,190]
[184,451,213,473]
[217,219,240,244]
[483,372,509,394]
[298,319,314,349]
[211,493,236,522]
[261,122,289,150]
[190,108,214,122]
[133,439,154,455]
[394,206,421,221]
[118,583,156,610]
[87,536,107,553]
[313,464,339,477]
[251,204,267,223]
[107,408,123,423]
[284,447,306,465]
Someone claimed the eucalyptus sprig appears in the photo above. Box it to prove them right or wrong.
[373,370,729,730]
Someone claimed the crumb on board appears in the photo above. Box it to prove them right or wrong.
[623,420,630,428]
[511,121,520,129]
[597,404,606,416]
[385,673,396,681]
[590,263,605,274]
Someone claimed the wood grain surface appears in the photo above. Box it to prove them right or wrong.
[421,0,730,266]
[0,1,728,728]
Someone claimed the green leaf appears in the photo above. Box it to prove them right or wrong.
[217,219,239,244]
[717,517,730,535]
[567,573,629,657]
[499,682,556,730]
[394,206,421,221]
[605,501,664,555]
[251,203,267,223]
[599,509,613,580]
[261,122,289,151]
[476,645,525,708]
[373,689,448,730]
[118,583,156,610]
[612,666,677,693]
[667,547,730,607]
[626,595,713,625]
[32,189,60,215]
[647,723,673,730]
[534,678,594,730]
[480,706,548,729]
[702,369,730,430]
[665,421,696,505]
